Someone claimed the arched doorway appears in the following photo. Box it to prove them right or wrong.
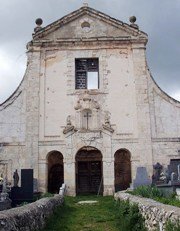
[76,146,103,195]
[114,149,131,192]
[47,151,64,193]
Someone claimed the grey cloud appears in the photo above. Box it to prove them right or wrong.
[0,0,180,102]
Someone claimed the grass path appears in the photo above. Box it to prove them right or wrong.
[42,196,120,231]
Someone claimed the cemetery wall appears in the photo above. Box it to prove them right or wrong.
[115,191,180,231]
[0,195,64,231]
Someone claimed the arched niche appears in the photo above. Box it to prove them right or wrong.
[47,151,64,193]
[114,149,131,192]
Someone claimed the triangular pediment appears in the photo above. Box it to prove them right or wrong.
[33,6,147,42]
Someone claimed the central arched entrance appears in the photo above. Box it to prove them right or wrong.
[76,146,103,195]
[47,151,64,193]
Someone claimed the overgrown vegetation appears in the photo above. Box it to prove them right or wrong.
[40,192,54,198]
[115,199,147,231]
[41,195,147,231]
[165,219,180,231]
[129,186,180,207]
[33,192,54,202]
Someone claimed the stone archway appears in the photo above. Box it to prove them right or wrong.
[114,149,131,192]
[76,146,103,195]
[47,151,64,193]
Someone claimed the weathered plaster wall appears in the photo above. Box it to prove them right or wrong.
[148,72,180,138]
[37,43,144,194]
[147,71,180,165]
[0,92,25,143]
[106,48,138,134]
[0,51,41,183]
[39,46,138,138]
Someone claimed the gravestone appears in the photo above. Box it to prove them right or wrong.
[153,163,162,179]
[133,167,151,189]
[21,169,33,201]
[13,169,19,187]
[0,177,12,210]
[11,169,33,206]
[176,188,180,200]
[167,159,180,184]
[152,162,167,185]
[21,169,33,191]
[33,178,38,192]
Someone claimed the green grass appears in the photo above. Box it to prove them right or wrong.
[155,196,180,207]
[41,195,120,231]
[41,195,146,231]
[165,219,180,231]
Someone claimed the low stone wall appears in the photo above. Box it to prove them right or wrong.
[0,195,64,231]
[115,191,180,231]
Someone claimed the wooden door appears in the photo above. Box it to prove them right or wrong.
[77,161,102,194]
[114,150,131,192]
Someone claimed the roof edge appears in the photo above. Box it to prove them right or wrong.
[32,6,148,40]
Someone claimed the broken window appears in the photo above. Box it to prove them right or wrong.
[75,58,99,89]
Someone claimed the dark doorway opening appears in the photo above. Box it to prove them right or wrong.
[76,147,103,195]
[114,149,131,192]
[48,151,64,193]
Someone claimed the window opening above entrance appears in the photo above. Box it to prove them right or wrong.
[75,58,99,89]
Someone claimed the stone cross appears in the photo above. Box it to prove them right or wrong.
[84,112,91,130]
[83,2,88,7]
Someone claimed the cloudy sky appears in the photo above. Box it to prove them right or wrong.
[0,0,179,103]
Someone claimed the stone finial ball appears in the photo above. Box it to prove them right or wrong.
[129,16,136,24]
[35,18,43,26]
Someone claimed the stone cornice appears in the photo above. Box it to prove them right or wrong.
[0,90,22,111]
[27,37,147,51]
[152,137,180,142]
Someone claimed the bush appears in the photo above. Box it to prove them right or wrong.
[130,185,164,198]
[128,186,180,207]
[115,199,147,231]
[40,192,54,198]
[19,201,29,206]
[165,219,180,231]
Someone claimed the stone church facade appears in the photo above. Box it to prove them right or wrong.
[0,5,180,195]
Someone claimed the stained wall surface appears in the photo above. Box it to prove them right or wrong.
[0,6,179,194]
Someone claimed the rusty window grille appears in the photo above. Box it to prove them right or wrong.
[75,58,99,89]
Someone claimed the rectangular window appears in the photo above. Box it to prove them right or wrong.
[75,58,99,89]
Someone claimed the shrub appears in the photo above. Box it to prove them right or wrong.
[19,201,29,206]
[40,192,54,198]
[128,186,180,207]
[115,199,147,231]
[165,219,180,231]
[130,185,164,198]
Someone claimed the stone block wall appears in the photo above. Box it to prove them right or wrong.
[115,191,180,231]
[0,195,63,231]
